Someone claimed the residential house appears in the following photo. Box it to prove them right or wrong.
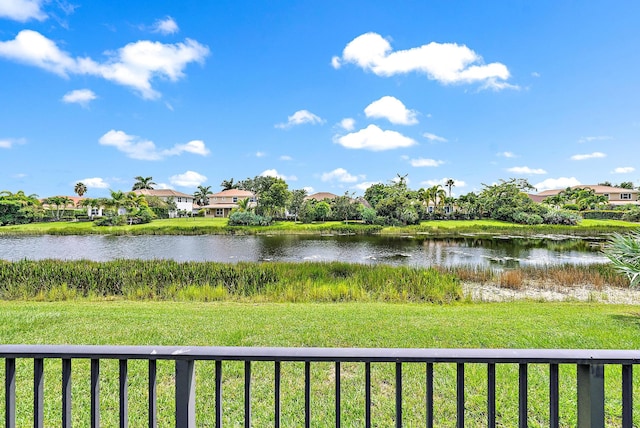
[535,185,639,206]
[305,192,338,202]
[203,189,257,218]
[132,189,195,217]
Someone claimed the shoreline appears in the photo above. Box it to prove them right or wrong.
[463,281,640,304]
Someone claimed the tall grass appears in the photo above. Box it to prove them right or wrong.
[436,263,630,289]
[0,260,462,303]
[0,260,629,303]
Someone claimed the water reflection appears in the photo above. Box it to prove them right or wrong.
[0,235,609,267]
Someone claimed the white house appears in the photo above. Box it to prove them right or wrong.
[133,189,195,217]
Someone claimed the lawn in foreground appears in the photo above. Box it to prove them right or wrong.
[1,301,639,426]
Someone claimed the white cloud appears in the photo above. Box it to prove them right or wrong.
[410,158,444,167]
[534,177,581,192]
[275,109,325,129]
[578,136,612,144]
[570,152,606,161]
[339,118,355,131]
[506,166,547,175]
[364,96,418,125]
[497,151,517,158]
[152,16,179,35]
[331,56,341,69]
[423,132,448,143]
[0,30,209,99]
[61,89,97,107]
[260,169,298,181]
[165,140,210,156]
[0,0,46,22]
[303,186,315,194]
[335,32,516,90]
[98,130,210,160]
[321,168,363,183]
[169,170,207,187]
[353,181,382,191]
[79,177,109,189]
[0,137,25,149]
[334,124,416,151]
[531,72,540,78]
[255,151,266,157]
[280,155,293,161]
[612,167,635,174]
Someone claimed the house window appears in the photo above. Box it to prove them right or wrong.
[233,197,238,203]
[428,206,434,213]
[603,193,610,199]
[177,197,182,203]
[621,193,632,200]
[91,208,100,216]
[216,209,224,216]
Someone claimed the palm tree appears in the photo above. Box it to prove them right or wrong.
[237,197,252,212]
[132,176,156,190]
[74,182,87,197]
[445,179,455,198]
[126,192,148,210]
[43,196,73,220]
[220,178,238,190]
[107,190,127,215]
[193,185,212,207]
[429,185,446,214]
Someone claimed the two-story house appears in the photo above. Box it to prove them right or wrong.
[132,189,195,217]
[203,189,257,217]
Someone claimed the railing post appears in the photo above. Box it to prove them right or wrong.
[62,358,72,428]
[34,358,44,428]
[175,360,196,428]
[5,358,15,428]
[577,364,604,428]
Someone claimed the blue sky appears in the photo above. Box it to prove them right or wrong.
[1,0,639,198]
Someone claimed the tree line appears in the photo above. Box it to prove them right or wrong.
[1,175,639,226]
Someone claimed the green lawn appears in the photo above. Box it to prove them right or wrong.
[1,301,639,426]
[0,216,637,236]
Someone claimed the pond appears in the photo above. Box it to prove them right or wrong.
[0,234,609,267]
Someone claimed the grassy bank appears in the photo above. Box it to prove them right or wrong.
[0,260,630,302]
[0,217,637,236]
[1,301,639,426]
[0,260,462,303]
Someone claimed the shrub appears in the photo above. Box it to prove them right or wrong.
[228,211,272,226]
[581,210,625,220]
[512,212,543,225]
[542,209,581,225]
[622,207,640,222]
[94,215,127,226]
[603,230,640,287]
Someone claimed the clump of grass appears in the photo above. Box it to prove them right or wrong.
[435,265,496,283]
[499,270,524,289]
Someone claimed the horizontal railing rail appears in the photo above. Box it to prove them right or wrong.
[2,345,639,427]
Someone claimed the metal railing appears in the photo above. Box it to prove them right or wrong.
[2,345,639,427]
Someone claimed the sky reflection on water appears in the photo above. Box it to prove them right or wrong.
[0,235,609,267]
